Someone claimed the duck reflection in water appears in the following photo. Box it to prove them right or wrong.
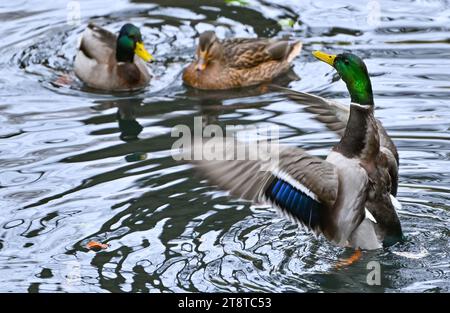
[183,67,300,126]
[115,99,144,142]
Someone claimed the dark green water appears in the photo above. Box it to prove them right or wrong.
[0,0,449,292]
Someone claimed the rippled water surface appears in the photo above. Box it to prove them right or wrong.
[0,0,449,292]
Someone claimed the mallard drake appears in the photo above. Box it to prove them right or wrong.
[74,23,153,91]
[190,51,403,250]
[182,31,302,90]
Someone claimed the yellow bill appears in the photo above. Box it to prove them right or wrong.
[135,42,154,62]
[312,50,336,66]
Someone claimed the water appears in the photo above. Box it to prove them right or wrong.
[0,0,449,293]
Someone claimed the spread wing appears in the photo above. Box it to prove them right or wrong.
[187,140,344,236]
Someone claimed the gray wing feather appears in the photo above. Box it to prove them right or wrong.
[223,39,302,69]
[78,23,116,64]
[189,141,339,207]
[189,140,273,201]
[276,147,339,207]
[271,85,349,136]
[187,141,378,245]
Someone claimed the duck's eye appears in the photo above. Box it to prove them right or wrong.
[344,59,350,65]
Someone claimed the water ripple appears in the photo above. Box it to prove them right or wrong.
[0,0,448,293]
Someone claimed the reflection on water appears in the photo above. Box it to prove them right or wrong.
[0,0,449,292]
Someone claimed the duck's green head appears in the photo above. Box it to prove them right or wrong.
[116,23,154,63]
[313,51,373,106]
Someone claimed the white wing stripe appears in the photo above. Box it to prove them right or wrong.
[365,208,377,224]
[390,195,402,210]
[271,169,319,201]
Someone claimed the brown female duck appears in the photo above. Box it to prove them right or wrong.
[182,31,302,90]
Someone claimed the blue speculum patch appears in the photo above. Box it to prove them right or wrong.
[265,178,322,229]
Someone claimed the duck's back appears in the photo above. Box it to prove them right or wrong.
[222,37,301,68]
[183,37,302,90]
[79,24,116,62]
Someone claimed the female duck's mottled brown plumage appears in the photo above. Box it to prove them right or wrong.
[183,31,302,90]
